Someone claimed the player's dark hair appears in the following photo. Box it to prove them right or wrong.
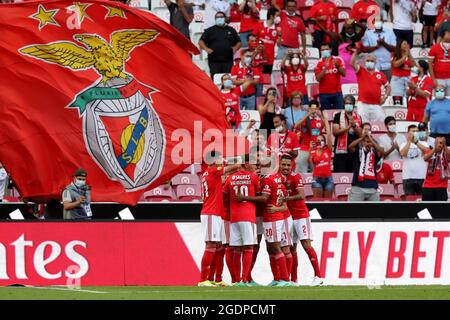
[280,154,293,162]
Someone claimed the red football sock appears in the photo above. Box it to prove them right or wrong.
[242,248,254,283]
[305,246,321,277]
[233,250,243,283]
[275,252,289,281]
[207,254,217,281]
[200,247,216,282]
[285,252,293,279]
[225,247,235,283]
[269,254,280,281]
[291,251,298,282]
[214,247,225,282]
[247,246,259,282]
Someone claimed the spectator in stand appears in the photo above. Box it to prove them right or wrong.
[391,39,416,106]
[229,0,242,22]
[376,159,395,184]
[406,60,434,121]
[422,136,450,201]
[199,11,242,79]
[333,94,363,173]
[231,49,261,110]
[281,50,309,103]
[351,50,391,122]
[239,0,260,48]
[267,114,300,164]
[309,114,334,199]
[423,84,450,145]
[361,18,397,81]
[351,0,380,23]
[400,124,433,197]
[62,168,92,220]
[294,100,326,173]
[276,0,307,59]
[314,43,345,110]
[348,133,385,201]
[220,74,252,130]
[285,91,308,131]
[253,7,282,75]
[378,116,407,161]
[428,29,450,94]
[420,0,441,48]
[435,1,450,43]
[309,0,339,55]
[391,0,417,47]
[164,0,194,40]
[248,34,267,96]
[204,0,231,29]
[258,87,284,131]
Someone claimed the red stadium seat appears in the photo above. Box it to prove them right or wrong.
[335,184,352,200]
[323,109,341,121]
[371,122,387,133]
[405,195,422,201]
[337,8,352,21]
[143,187,176,202]
[175,185,202,201]
[304,184,314,199]
[332,172,353,185]
[389,160,403,172]
[396,183,405,200]
[2,196,20,202]
[393,172,403,186]
[378,184,396,201]
[300,8,311,19]
[171,173,200,186]
[307,83,320,100]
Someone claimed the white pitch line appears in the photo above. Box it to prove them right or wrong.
[6,286,107,294]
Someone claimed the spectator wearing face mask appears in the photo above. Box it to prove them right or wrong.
[220,74,252,130]
[423,84,450,145]
[428,29,450,93]
[267,114,300,164]
[239,0,260,48]
[309,119,334,199]
[361,18,397,81]
[420,0,441,48]
[231,49,261,110]
[377,116,407,161]
[348,133,385,201]
[285,91,308,131]
[252,7,282,74]
[309,0,339,55]
[422,136,450,201]
[315,43,345,110]
[199,11,242,79]
[399,124,433,197]
[338,20,367,84]
[406,60,434,121]
[258,87,283,131]
[391,0,417,47]
[281,50,308,103]
[247,34,266,96]
[276,0,307,59]
[351,0,380,23]
[229,0,242,22]
[332,95,363,173]
[294,100,326,173]
[435,1,450,43]
[351,51,391,122]
[204,0,231,29]
[391,39,416,106]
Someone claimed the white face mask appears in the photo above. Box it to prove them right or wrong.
[435,90,446,99]
[275,125,283,132]
[388,124,396,133]
[291,57,300,65]
[75,179,86,188]
[374,21,383,30]
[274,16,281,24]
[365,61,375,70]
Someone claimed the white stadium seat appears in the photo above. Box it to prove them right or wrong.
[193,10,205,22]
[129,0,150,9]
[411,47,429,60]
[152,7,170,23]
[384,106,408,120]
[150,0,165,9]
[229,22,241,33]
[412,22,423,34]
[213,73,225,86]
[305,47,320,59]
[305,71,317,85]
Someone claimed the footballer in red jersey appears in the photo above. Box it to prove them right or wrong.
[280,155,323,286]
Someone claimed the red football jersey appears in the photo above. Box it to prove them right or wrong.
[279,11,306,48]
[314,57,344,94]
[253,22,279,65]
[423,150,449,189]
[285,65,307,96]
[311,147,333,178]
[299,117,325,151]
[267,131,301,156]
[407,75,434,111]
[309,1,338,31]
[428,42,450,79]
[224,170,260,223]
[231,62,261,96]
[283,172,309,219]
[222,86,242,128]
[356,67,388,105]
[201,166,224,217]
[261,173,289,222]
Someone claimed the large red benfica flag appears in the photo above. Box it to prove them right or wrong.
[0,0,230,204]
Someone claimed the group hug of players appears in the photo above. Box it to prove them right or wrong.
[198,151,323,287]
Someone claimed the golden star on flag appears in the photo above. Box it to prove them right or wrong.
[30,4,60,30]
[67,2,93,25]
[103,5,127,19]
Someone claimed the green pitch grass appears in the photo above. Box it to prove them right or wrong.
[0,285,450,300]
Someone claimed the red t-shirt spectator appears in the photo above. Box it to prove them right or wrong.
[351,0,379,22]
[231,62,261,96]
[309,0,338,31]
[240,9,260,33]
[299,117,325,151]
[279,10,306,48]
[407,75,434,121]
[356,66,388,105]
[423,150,449,189]
[222,86,242,128]
[376,161,394,184]
[314,56,344,94]
[285,64,307,96]
[428,42,450,79]
[310,147,332,178]
[267,130,301,156]
[230,4,242,22]
[391,56,413,77]
[253,21,279,65]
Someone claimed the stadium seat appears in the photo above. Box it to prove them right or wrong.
[405,195,422,201]
[389,160,403,173]
[152,7,170,23]
[297,0,314,7]
[175,184,202,201]
[411,47,429,60]
[300,8,311,19]
[307,59,318,71]
[305,72,317,85]
[323,109,341,121]
[341,83,358,96]
[396,121,419,133]
[2,196,20,202]
[396,183,405,200]
[412,22,423,34]
[371,122,387,133]
[304,184,314,200]
[384,106,407,121]
[300,173,313,185]
[150,0,165,9]
[213,73,225,87]
[332,172,353,185]
[337,8,351,21]
[305,47,320,60]
[332,0,355,8]
[171,173,200,186]
[393,172,403,187]
[193,10,205,22]
[144,187,176,202]
[307,83,320,100]
[378,184,396,201]
[229,22,240,33]
[335,184,352,200]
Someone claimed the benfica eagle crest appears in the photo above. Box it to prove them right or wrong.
[19,29,166,191]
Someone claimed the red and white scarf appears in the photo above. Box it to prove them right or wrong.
[427,151,449,180]
[336,112,362,154]
[358,148,376,182]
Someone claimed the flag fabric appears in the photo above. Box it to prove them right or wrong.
[0,0,230,204]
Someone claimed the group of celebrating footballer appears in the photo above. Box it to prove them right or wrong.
[199,150,323,287]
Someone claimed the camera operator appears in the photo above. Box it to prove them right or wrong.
[62,168,92,220]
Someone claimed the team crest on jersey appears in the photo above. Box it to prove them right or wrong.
[19,29,166,191]
[272,30,277,37]
[376,74,382,79]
